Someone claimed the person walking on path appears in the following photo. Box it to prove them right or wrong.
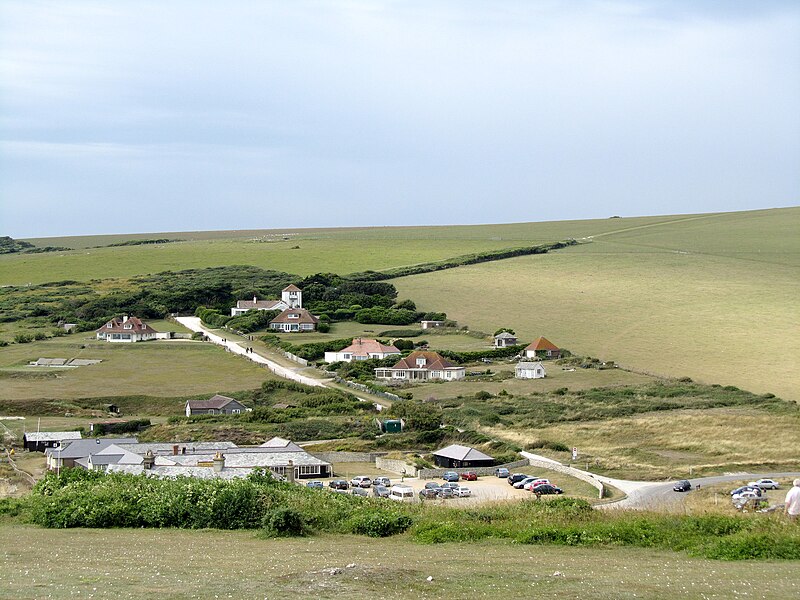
[785,479,800,520]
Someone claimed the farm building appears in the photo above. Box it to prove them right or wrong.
[374,351,466,381]
[324,338,402,363]
[515,361,546,379]
[23,431,82,453]
[95,316,158,342]
[494,332,518,347]
[524,336,562,359]
[269,307,319,332]
[186,394,249,417]
[432,444,494,468]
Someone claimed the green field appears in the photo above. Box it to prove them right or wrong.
[395,207,800,401]
[1,526,798,599]
[0,333,272,402]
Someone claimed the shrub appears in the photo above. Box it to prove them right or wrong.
[474,390,493,400]
[261,507,307,537]
[13,333,33,344]
[347,511,413,538]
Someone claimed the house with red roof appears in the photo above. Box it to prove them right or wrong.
[374,351,465,381]
[324,338,402,363]
[524,336,561,359]
[95,316,158,343]
[269,307,320,332]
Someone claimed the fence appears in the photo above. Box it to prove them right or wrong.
[278,350,308,366]
[329,375,402,403]
[417,458,531,480]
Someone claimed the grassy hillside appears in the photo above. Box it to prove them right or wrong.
[395,207,800,400]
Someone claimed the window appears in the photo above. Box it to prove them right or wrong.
[416,358,426,367]
[232,409,241,414]
[107,323,113,328]
[124,324,132,329]
[343,354,351,360]
[288,313,299,319]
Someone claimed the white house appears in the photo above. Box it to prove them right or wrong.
[515,361,547,379]
[95,316,158,342]
[494,332,518,347]
[374,351,465,381]
[269,307,319,332]
[324,338,402,363]
[230,285,303,316]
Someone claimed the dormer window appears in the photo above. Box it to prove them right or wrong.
[288,313,299,319]
[416,357,426,367]
[124,324,132,329]
[107,323,113,328]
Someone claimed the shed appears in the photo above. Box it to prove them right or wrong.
[432,444,494,468]
[494,332,518,348]
[23,431,82,453]
[380,419,404,433]
[515,361,546,379]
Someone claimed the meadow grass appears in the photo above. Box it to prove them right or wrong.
[484,406,800,480]
[0,333,273,401]
[2,525,798,599]
[395,207,800,401]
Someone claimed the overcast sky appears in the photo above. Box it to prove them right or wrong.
[1,1,798,238]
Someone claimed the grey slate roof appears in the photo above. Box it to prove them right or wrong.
[44,438,138,458]
[515,361,545,370]
[186,395,244,411]
[114,441,238,455]
[432,444,494,462]
[494,332,517,340]
[107,464,255,480]
[24,431,82,443]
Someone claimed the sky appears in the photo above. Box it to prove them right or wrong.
[1,1,799,238]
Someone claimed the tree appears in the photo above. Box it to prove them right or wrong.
[494,327,515,336]
[390,400,442,431]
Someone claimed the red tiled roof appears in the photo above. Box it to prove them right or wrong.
[390,351,459,371]
[270,308,319,325]
[525,337,559,351]
[340,338,400,357]
[96,316,158,334]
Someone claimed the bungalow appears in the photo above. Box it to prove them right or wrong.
[230,285,303,316]
[23,431,82,453]
[186,394,249,417]
[524,336,562,359]
[515,361,547,379]
[45,437,138,470]
[96,316,158,343]
[494,332,518,348]
[432,444,494,468]
[269,307,319,332]
[324,338,402,363]
[374,351,465,381]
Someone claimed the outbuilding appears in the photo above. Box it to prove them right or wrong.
[432,444,495,468]
[515,361,546,379]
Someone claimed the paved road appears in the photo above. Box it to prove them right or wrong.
[175,317,386,410]
[521,451,800,510]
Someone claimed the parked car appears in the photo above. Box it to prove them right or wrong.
[495,468,510,478]
[673,480,692,492]
[513,477,537,489]
[454,486,472,497]
[438,487,455,499]
[350,476,373,488]
[749,479,779,490]
[305,480,324,489]
[373,485,390,498]
[388,485,415,502]
[424,481,442,490]
[730,485,762,497]
[531,484,563,495]
[732,489,760,501]
[523,479,551,491]
[373,477,392,487]
[508,473,531,486]
[461,471,478,481]
[328,479,349,490]
[441,482,460,491]
[442,471,460,482]
[351,487,369,497]
[419,488,439,500]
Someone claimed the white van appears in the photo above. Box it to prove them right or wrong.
[388,485,415,502]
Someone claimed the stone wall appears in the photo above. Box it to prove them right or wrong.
[309,451,386,463]
[417,458,530,480]
[375,457,418,476]
[524,457,605,499]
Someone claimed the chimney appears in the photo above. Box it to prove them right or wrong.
[253,295,257,303]
[172,444,179,456]
[213,452,225,473]
[122,315,129,323]
[287,459,295,484]
[143,450,155,470]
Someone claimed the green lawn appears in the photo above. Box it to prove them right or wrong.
[1,526,798,599]
[0,332,273,401]
[395,207,800,401]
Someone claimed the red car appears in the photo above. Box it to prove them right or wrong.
[461,471,478,481]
